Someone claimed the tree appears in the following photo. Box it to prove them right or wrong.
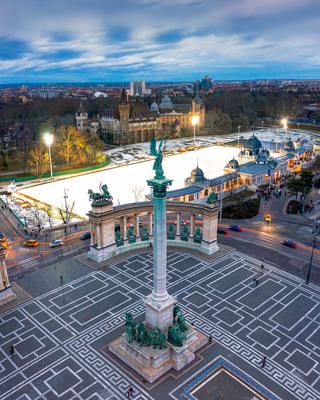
[131,186,144,202]
[56,126,86,165]
[27,145,49,178]
[287,170,314,201]
[205,108,232,133]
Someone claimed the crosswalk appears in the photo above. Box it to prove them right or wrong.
[17,256,40,270]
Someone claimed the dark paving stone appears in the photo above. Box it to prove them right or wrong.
[0,317,23,337]
[46,368,81,395]
[209,266,253,293]
[272,294,317,330]
[308,326,320,348]
[215,308,243,326]
[287,350,317,374]
[249,327,279,348]
[238,280,284,309]
[15,335,43,358]
[184,291,208,307]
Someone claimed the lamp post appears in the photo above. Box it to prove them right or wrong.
[44,133,53,179]
[191,115,199,148]
[281,118,288,147]
[237,125,241,148]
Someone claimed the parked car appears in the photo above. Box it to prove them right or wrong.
[0,232,6,242]
[282,240,297,248]
[23,239,39,247]
[49,239,63,248]
[228,225,243,232]
[80,231,91,240]
[217,226,228,234]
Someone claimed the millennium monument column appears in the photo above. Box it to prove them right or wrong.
[109,139,208,383]
[145,138,175,330]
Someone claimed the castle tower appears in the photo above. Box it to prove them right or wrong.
[118,88,130,144]
[75,101,88,132]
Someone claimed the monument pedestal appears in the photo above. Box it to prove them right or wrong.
[109,324,209,383]
[144,294,175,331]
[0,287,16,307]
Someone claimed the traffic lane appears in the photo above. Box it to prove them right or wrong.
[221,227,317,264]
[218,235,320,284]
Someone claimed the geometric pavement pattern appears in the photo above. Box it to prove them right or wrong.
[1,251,320,399]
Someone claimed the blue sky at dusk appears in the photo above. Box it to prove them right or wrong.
[1,0,320,83]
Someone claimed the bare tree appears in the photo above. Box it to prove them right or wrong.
[27,145,49,178]
[131,186,144,202]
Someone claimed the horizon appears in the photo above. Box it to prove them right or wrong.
[1,0,320,83]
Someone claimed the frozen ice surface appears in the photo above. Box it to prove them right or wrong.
[19,145,239,217]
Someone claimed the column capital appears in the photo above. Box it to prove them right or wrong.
[147,177,172,198]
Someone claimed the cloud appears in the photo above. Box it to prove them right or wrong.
[0,0,320,82]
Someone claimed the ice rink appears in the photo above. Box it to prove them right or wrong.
[19,145,240,217]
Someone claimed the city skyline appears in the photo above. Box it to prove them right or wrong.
[1,0,320,83]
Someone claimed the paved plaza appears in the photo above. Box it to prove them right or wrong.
[1,250,320,399]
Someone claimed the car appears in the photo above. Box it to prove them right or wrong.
[282,240,297,248]
[80,231,91,240]
[228,225,243,232]
[23,239,39,247]
[264,213,272,223]
[217,226,228,234]
[49,239,63,248]
[0,232,6,242]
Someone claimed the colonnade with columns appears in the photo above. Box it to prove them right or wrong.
[0,244,16,306]
[88,200,219,263]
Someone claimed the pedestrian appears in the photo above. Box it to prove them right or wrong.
[64,228,67,235]
[60,275,63,284]
[253,277,256,285]
[9,345,15,355]
[209,335,212,343]
[255,279,259,286]
[261,356,267,368]
[126,386,134,398]
[261,263,264,269]
[149,242,152,248]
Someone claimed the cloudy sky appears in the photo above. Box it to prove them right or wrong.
[1,0,320,83]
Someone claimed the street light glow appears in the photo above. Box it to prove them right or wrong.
[191,115,199,126]
[281,118,288,130]
[44,133,53,146]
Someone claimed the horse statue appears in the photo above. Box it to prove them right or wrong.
[88,183,113,206]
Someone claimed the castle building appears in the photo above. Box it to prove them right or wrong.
[99,89,161,145]
[75,101,88,132]
[157,94,205,130]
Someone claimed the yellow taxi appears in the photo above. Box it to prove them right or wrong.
[264,213,272,223]
[23,239,39,247]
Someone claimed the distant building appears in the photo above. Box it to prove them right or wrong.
[93,91,108,98]
[99,89,161,145]
[193,75,214,93]
[127,81,151,96]
[75,101,88,132]
[156,94,205,130]
[29,89,60,99]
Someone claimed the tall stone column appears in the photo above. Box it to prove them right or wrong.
[176,212,181,236]
[122,216,127,240]
[0,245,16,306]
[145,176,175,331]
[148,212,153,236]
[190,213,195,237]
[134,214,140,237]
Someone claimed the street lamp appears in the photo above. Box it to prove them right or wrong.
[44,133,53,179]
[281,118,288,146]
[237,125,241,148]
[191,115,199,148]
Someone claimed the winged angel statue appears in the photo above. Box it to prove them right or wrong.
[150,138,165,179]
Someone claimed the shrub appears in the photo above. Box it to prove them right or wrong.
[223,199,260,219]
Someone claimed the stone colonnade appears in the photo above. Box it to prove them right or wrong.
[0,245,16,306]
[88,201,219,263]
